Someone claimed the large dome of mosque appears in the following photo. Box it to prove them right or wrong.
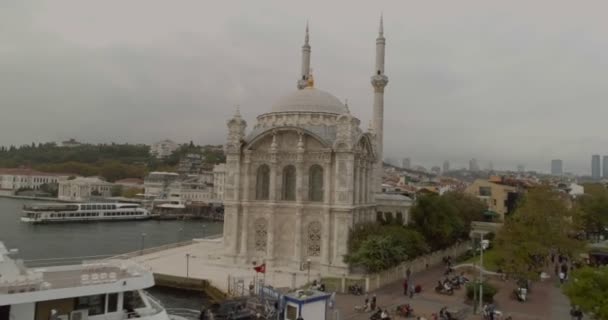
[271,87,347,115]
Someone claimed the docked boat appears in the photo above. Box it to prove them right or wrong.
[21,203,152,223]
[0,242,187,320]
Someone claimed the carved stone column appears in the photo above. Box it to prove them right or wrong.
[321,154,332,265]
[353,158,359,205]
[240,152,251,256]
[267,133,278,260]
[294,133,305,263]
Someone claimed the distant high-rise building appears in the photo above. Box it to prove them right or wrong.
[517,164,525,173]
[487,161,494,171]
[443,161,450,173]
[592,155,601,179]
[603,156,608,178]
[469,158,479,172]
[551,159,563,176]
[402,158,410,169]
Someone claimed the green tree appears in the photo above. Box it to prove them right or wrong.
[442,192,486,237]
[495,187,584,280]
[576,184,608,241]
[344,235,407,273]
[410,194,464,250]
[563,266,608,319]
[346,223,429,271]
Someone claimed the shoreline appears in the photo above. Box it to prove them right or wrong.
[0,194,73,202]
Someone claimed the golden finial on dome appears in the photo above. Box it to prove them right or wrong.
[307,68,314,88]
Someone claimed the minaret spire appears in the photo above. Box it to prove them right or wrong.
[371,15,389,193]
[298,21,312,89]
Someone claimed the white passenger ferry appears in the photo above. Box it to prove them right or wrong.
[21,203,152,223]
[0,242,187,320]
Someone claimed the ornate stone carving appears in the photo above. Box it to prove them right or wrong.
[307,221,322,257]
[254,218,268,253]
[371,74,389,91]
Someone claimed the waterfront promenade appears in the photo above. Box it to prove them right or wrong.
[334,265,579,320]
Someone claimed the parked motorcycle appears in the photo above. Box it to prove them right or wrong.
[434,281,454,295]
[513,287,527,302]
[348,284,364,295]
[395,304,414,318]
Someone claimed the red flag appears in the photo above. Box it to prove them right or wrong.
[254,263,266,274]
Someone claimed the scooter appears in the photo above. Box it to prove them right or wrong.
[513,287,527,302]
[395,304,414,318]
[434,282,454,295]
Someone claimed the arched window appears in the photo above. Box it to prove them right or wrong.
[307,221,322,257]
[255,165,270,200]
[282,165,296,201]
[308,165,324,202]
[254,218,268,253]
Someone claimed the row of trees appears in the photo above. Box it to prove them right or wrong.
[345,192,486,272]
[0,142,225,182]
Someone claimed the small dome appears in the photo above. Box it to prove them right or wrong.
[271,87,347,114]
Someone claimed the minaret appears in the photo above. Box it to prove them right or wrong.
[297,22,311,89]
[371,15,389,193]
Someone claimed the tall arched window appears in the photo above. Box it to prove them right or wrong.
[309,165,324,202]
[255,164,270,200]
[307,221,322,257]
[282,165,296,201]
[254,218,268,253]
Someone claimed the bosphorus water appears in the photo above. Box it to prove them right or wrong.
[0,197,222,264]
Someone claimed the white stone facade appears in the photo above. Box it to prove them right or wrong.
[0,168,70,194]
[58,177,113,201]
[150,139,178,158]
[220,20,389,274]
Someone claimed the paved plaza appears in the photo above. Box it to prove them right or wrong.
[334,265,580,320]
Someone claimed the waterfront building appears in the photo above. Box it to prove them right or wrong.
[603,156,608,178]
[213,163,226,202]
[0,168,71,195]
[58,177,113,201]
[551,159,563,176]
[592,154,601,180]
[143,172,180,198]
[150,139,178,159]
[167,175,214,203]
[114,178,144,189]
[220,19,402,273]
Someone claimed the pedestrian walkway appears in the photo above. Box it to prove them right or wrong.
[335,263,579,320]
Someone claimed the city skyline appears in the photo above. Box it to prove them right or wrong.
[1,1,608,175]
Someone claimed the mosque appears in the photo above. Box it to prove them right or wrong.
[220,18,408,275]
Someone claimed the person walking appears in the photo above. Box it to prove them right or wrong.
[371,294,377,311]
[403,278,409,295]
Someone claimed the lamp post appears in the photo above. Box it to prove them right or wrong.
[479,232,484,311]
[306,258,311,285]
[140,233,147,256]
[186,253,190,278]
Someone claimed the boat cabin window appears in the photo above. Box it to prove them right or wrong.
[124,290,146,310]
[107,293,119,313]
[75,294,106,316]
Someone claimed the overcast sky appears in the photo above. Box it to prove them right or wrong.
[1,0,607,174]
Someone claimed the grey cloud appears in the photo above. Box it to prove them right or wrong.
[1,0,608,174]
